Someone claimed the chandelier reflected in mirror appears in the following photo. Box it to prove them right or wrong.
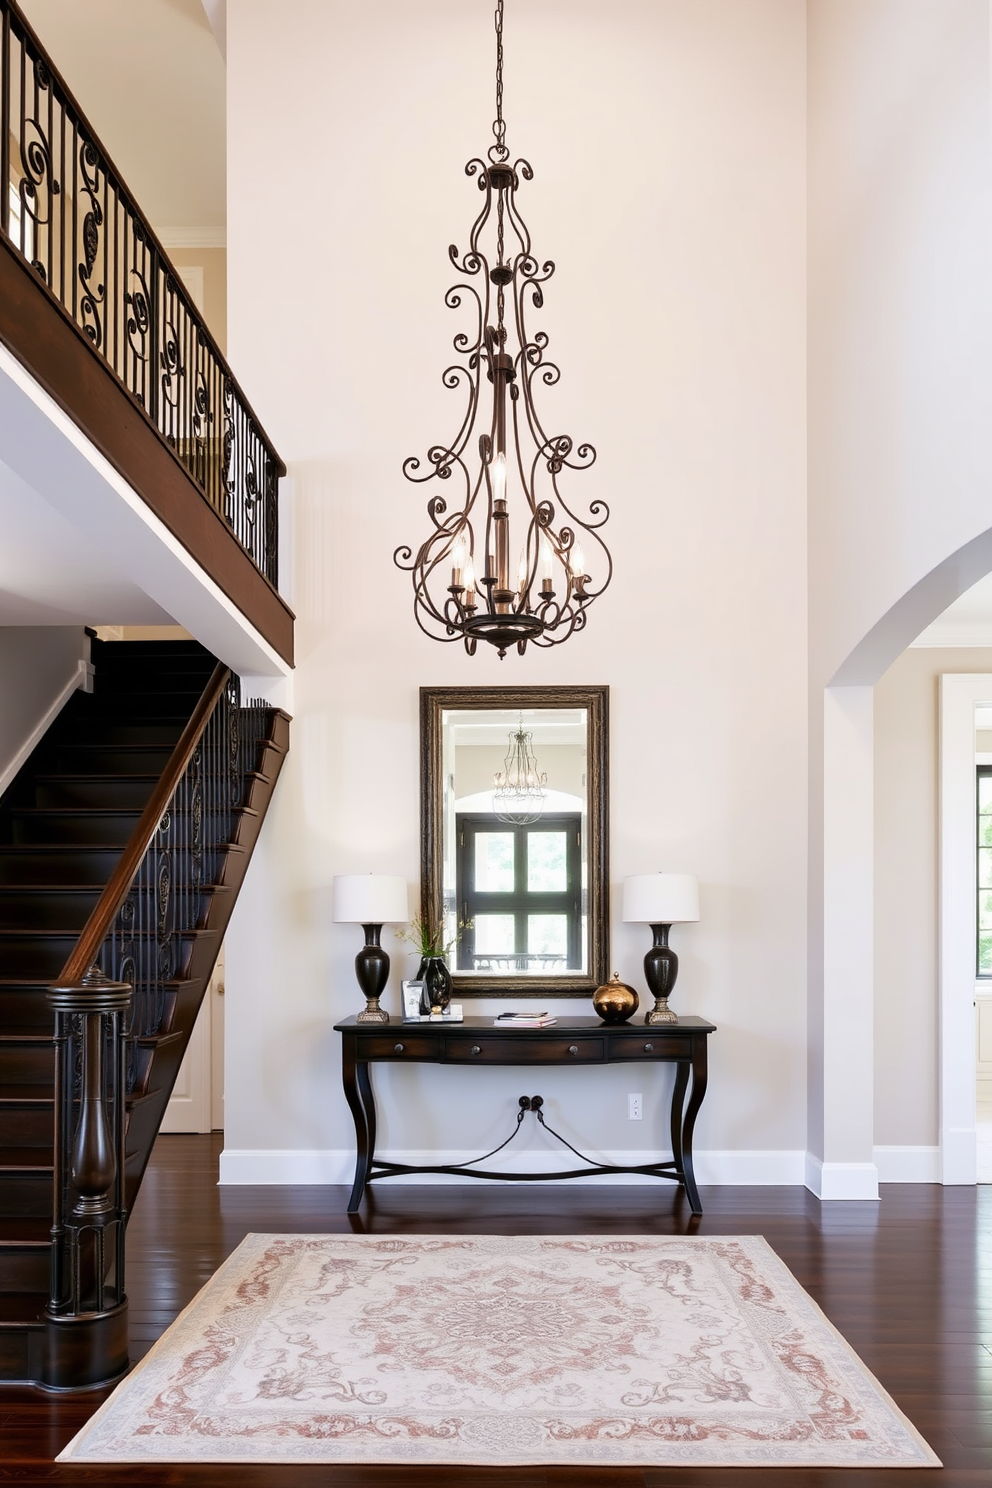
[492,717,546,824]
[394,0,612,659]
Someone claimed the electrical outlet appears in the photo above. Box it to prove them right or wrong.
[628,1092,643,1121]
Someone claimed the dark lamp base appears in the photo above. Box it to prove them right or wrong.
[644,923,679,1026]
[355,923,391,1024]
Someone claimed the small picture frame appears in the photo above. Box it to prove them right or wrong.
[402,979,427,1021]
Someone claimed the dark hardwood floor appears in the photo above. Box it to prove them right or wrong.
[1,1133,989,1486]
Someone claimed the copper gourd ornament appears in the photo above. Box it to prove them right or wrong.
[592,973,639,1024]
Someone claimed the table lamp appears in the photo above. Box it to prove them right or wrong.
[623,873,700,1025]
[332,874,408,1023]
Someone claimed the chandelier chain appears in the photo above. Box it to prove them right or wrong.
[492,0,507,162]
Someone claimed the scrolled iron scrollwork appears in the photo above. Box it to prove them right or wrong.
[77,139,105,348]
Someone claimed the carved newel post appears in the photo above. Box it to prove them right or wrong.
[45,964,132,1390]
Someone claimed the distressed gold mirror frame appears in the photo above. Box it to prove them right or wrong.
[420,685,609,997]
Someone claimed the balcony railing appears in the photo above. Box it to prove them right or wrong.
[0,0,282,586]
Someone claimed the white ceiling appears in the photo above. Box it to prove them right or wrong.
[18,0,225,237]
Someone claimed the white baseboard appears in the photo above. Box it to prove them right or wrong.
[804,1154,879,1200]
[939,1126,977,1184]
[873,1145,940,1183]
[0,658,92,797]
[219,1147,807,1187]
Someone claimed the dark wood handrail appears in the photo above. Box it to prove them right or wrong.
[59,663,230,986]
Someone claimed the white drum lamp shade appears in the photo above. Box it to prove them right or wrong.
[623,873,699,925]
[332,875,408,925]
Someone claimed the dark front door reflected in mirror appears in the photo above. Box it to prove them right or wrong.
[456,814,583,974]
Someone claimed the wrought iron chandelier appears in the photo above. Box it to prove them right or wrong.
[493,717,547,824]
[394,0,612,659]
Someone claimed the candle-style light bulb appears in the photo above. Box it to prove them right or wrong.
[490,450,507,504]
[451,538,466,587]
[517,550,528,594]
[463,556,477,609]
[539,540,554,587]
[569,542,585,577]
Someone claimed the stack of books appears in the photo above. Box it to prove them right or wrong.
[493,1010,558,1028]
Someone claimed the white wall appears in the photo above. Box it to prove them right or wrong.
[222,0,809,1183]
[0,627,91,794]
[873,648,992,1153]
[806,0,992,1193]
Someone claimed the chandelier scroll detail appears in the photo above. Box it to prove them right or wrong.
[393,0,612,659]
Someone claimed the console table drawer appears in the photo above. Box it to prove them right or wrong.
[607,1034,694,1060]
[360,1034,441,1059]
[445,1036,605,1063]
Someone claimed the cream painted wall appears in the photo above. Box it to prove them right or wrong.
[222,0,808,1179]
[167,247,227,355]
[805,0,992,1191]
[0,627,90,792]
[873,647,992,1147]
[808,0,992,688]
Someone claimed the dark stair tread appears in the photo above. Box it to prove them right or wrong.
[0,1088,53,1105]
[0,1292,47,1325]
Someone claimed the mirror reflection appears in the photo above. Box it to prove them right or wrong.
[420,686,609,995]
[444,708,588,976]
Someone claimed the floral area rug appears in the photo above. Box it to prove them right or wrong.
[59,1233,939,1468]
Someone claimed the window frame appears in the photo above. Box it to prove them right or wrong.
[978,765,992,978]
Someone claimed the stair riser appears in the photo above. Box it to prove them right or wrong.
[10,814,142,847]
[0,992,53,1032]
[0,1324,44,1383]
[35,780,159,810]
[0,1248,50,1293]
[0,1172,52,1218]
[86,692,210,718]
[0,937,84,977]
[0,1104,53,1146]
[39,748,177,774]
[41,723,187,747]
[0,1045,54,1085]
[0,849,124,885]
[0,890,102,930]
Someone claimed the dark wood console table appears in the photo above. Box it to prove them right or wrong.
[334,1014,716,1215]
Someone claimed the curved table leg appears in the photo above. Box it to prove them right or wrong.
[680,1041,709,1215]
[343,1041,372,1213]
[357,1059,376,1173]
[669,1058,690,1176]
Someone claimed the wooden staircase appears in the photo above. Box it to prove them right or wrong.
[0,638,289,1387]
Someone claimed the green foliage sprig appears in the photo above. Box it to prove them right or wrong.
[398,912,468,959]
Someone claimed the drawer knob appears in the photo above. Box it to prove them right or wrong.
[568,1044,579,1055]
[471,1045,482,1056]
[644,1042,654,1053]
[393,1043,405,1054]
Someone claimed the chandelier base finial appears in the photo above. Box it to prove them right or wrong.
[463,612,544,659]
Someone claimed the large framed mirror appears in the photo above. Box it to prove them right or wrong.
[420,686,609,996]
